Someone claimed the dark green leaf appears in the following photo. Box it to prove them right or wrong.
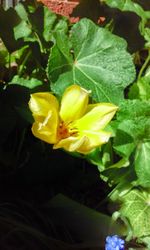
[0,7,23,52]
[114,126,135,157]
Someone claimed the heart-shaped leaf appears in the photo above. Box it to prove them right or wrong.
[48,18,136,104]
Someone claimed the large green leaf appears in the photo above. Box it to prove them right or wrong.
[119,189,150,238]
[47,32,72,83]
[48,18,136,104]
[135,142,150,187]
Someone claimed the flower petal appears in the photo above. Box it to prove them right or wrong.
[29,92,59,118]
[77,130,111,153]
[53,136,86,152]
[74,103,118,132]
[59,85,89,123]
[53,130,111,154]
[32,110,59,144]
[29,92,59,144]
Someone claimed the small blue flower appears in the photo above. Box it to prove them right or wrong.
[105,235,125,250]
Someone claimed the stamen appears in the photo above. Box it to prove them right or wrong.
[58,121,78,139]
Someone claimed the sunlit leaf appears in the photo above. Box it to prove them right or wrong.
[10,75,43,89]
[135,142,150,187]
[119,189,150,238]
[129,70,150,100]
[103,0,150,20]
[48,18,136,104]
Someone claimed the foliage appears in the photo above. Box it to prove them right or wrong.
[0,0,150,248]
[48,18,135,104]
[118,189,150,238]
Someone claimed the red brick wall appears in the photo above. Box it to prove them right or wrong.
[37,0,106,24]
[38,0,79,20]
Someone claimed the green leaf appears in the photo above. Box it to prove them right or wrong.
[114,124,135,157]
[0,7,23,52]
[100,160,130,186]
[42,7,58,42]
[14,3,68,53]
[10,75,43,89]
[14,20,32,40]
[113,99,150,159]
[135,142,150,187]
[134,79,150,100]
[104,0,150,20]
[15,2,29,21]
[129,71,150,101]
[0,41,8,66]
[117,99,150,121]
[112,99,150,187]
[47,33,72,83]
[114,117,150,157]
[103,0,150,46]
[48,18,136,104]
[143,27,150,47]
[119,189,150,238]
[141,236,150,249]
[26,5,58,43]
[51,72,74,98]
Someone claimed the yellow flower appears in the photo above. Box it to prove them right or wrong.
[29,85,118,154]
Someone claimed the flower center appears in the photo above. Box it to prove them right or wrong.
[58,121,78,139]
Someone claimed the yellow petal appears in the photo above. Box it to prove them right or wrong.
[32,110,59,144]
[29,92,59,118]
[76,130,111,154]
[53,136,86,152]
[53,129,111,154]
[59,85,89,123]
[74,103,118,132]
[29,92,59,144]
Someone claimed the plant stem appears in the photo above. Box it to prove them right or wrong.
[18,50,31,76]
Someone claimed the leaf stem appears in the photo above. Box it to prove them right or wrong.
[18,50,32,76]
